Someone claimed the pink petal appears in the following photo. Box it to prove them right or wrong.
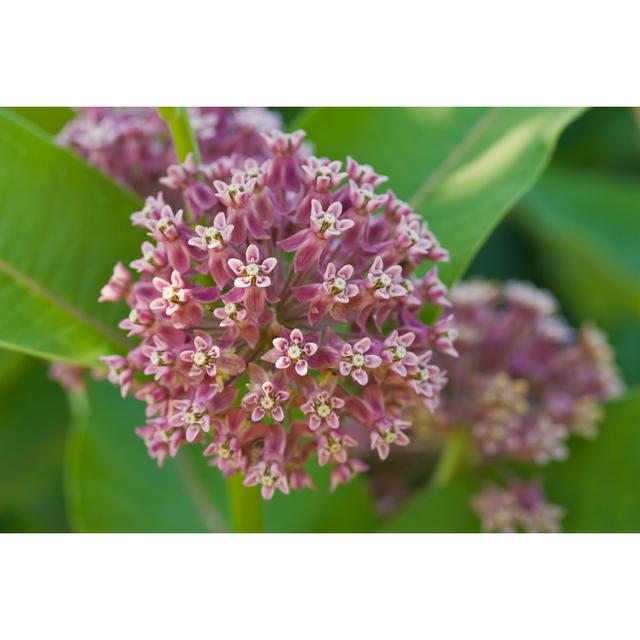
[352,368,369,385]
[364,354,382,368]
[326,413,340,429]
[261,257,277,274]
[227,258,245,276]
[399,332,416,347]
[304,342,319,357]
[273,337,289,351]
[246,244,260,262]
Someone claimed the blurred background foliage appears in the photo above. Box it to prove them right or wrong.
[0,107,638,532]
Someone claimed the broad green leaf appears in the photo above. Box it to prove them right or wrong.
[518,166,640,382]
[542,390,640,532]
[65,379,230,532]
[295,107,583,285]
[7,107,74,136]
[0,109,142,366]
[553,107,640,174]
[379,476,481,533]
[0,348,28,388]
[0,357,70,532]
[519,166,640,321]
[66,378,375,532]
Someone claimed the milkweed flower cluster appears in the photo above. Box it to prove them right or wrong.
[472,480,564,533]
[410,279,622,532]
[58,107,281,198]
[99,127,454,498]
[433,280,623,465]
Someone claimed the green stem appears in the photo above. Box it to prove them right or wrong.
[226,473,264,533]
[157,107,201,164]
[430,428,469,488]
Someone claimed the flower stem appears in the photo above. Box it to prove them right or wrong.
[157,107,201,164]
[226,473,264,533]
[430,428,469,488]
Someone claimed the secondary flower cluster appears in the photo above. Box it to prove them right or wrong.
[410,279,622,532]
[472,480,564,533]
[433,280,622,466]
[58,107,281,198]
[99,127,454,498]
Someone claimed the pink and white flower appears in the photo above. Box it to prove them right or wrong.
[243,461,290,500]
[180,333,221,378]
[381,330,419,377]
[266,328,318,376]
[366,256,407,300]
[370,418,411,460]
[301,389,345,431]
[98,262,131,302]
[339,337,382,385]
[227,244,277,289]
[95,117,460,500]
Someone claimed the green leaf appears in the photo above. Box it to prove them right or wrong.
[0,108,142,366]
[295,107,583,285]
[520,165,640,321]
[0,357,70,532]
[553,107,640,174]
[379,476,481,533]
[65,378,230,532]
[542,390,640,532]
[7,107,74,136]
[518,165,640,382]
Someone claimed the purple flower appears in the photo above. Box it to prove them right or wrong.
[150,270,205,329]
[381,330,419,377]
[339,337,382,386]
[366,256,407,300]
[317,429,358,465]
[279,200,354,272]
[243,461,290,500]
[180,333,221,379]
[98,119,454,499]
[227,244,277,289]
[146,205,191,274]
[241,365,289,423]
[301,157,347,192]
[264,328,318,376]
[472,480,564,533]
[330,459,369,492]
[98,262,131,303]
[169,385,215,443]
[420,279,623,468]
[301,388,345,431]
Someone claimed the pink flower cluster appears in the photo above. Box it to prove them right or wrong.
[58,107,281,198]
[472,480,564,533]
[431,280,623,466]
[99,127,454,499]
